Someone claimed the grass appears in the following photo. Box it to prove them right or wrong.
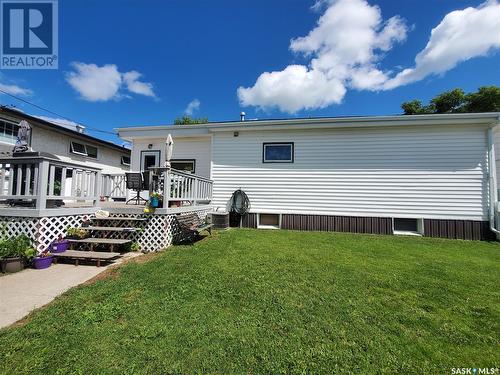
[0,229,499,374]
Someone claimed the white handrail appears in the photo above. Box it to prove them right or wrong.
[0,156,102,210]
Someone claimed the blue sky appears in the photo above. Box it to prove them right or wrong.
[0,0,499,144]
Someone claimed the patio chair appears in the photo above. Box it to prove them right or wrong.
[125,172,148,205]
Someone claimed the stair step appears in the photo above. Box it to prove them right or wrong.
[68,238,132,245]
[82,226,140,232]
[90,217,146,222]
[54,250,121,260]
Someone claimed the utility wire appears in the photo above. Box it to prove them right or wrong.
[0,88,119,136]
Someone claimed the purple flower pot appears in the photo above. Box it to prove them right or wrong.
[51,240,69,253]
[33,256,53,270]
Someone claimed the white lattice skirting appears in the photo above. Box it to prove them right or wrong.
[108,209,210,252]
[0,214,90,253]
[0,208,212,253]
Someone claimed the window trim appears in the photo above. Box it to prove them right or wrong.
[121,155,131,166]
[69,141,99,159]
[393,218,424,236]
[170,159,196,174]
[140,150,161,171]
[257,213,281,229]
[69,141,88,157]
[262,142,294,163]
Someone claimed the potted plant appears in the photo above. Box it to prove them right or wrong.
[32,249,53,270]
[0,235,32,273]
[50,235,70,253]
[66,227,88,240]
[149,192,162,208]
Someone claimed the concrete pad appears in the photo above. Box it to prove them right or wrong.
[0,252,142,329]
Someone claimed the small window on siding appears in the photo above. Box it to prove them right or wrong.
[86,145,98,159]
[70,141,98,158]
[263,143,294,163]
[171,159,195,173]
[394,218,423,235]
[121,156,130,166]
[70,141,87,156]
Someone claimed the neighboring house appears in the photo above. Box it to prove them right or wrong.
[0,106,130,174]
[118,112,500,240]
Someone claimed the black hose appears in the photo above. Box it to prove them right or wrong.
[230,189,250,215]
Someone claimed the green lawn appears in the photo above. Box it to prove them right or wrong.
[1,229,499,374]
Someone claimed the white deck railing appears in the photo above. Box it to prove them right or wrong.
[148,167,213,209]
[101,173,126,200]
[0,155,101,215]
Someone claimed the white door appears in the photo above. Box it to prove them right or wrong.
[138,150,161,200]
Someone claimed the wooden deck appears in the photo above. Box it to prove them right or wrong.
[0,199,212,217]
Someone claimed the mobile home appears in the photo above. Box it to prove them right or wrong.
[118,113,500,240]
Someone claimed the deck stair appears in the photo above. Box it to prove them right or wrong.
[65,216,148,259]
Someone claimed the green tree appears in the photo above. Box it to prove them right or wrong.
[430,88,465,113]
[401,86,500,115]
[401,100,427,115]
[174,116,208,125]
[464,86,500,112]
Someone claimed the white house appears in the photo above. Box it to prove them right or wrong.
[118,112,500,241]
[0,106,130,175]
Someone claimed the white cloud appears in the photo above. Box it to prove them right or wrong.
[238,0,408,113]
[123,71,156,98]
[0,82,32,96]
[66,62,156,102]
[184,99,200,115]
[383,0,500,89]
[238,0,500,113]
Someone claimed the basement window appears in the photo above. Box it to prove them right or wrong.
[393,218,423,236]
[258,213,280,229]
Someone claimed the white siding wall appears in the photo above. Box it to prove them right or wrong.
[493,126,500,188]
[131,137,211,178]
[211,124,489,221]
[30,126,129,174]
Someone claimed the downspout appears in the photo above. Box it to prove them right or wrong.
[487,120,500,236]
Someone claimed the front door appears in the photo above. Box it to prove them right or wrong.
[140,150,161,200]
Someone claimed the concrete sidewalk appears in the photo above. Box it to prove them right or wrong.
[0,253,141,329]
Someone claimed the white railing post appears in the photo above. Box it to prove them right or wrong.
[35,160,49,210]
[192,177,199,206]
[163,169,171,208]
[94,171,102,206]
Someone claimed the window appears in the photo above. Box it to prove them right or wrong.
[263,143,294,163]
[171,159,195,173]
[0,120,19,144]
[393,218,423,235]
[86,145,98,159]
[258,214,281,229]
[121,156,131,166]
[70,141,98,158]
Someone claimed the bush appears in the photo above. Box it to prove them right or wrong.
[0,234,34,259]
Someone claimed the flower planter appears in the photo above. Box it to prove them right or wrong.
[33,256,53,270]
[51,240,70,253]
[1,257,25,273]
[150,197,159,208]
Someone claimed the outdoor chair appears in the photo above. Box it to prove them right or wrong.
[125,172,148,205]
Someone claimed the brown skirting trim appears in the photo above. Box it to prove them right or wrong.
[281,214,393,235]
[423,219,496,241]
[241,213,257,228]
[242,213,496,241]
